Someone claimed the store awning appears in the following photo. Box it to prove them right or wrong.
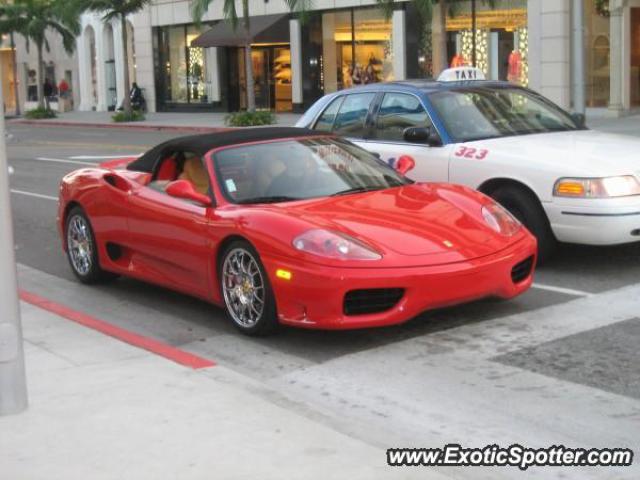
[191,14,290,47]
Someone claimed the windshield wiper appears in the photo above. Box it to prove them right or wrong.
[331,186,386,197]
[235,196,301,205]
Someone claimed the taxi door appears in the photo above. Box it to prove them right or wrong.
[358,92,452,183]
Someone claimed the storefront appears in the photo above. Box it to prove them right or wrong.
[585,0,611,108]
[0,36,17,114]
[225,44,293,111]
[321,8,394,93]
[404,0,528,85]
[155,15,293,112]
[153,23,216,110]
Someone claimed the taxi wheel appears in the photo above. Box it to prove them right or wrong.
[65,207,119,284]
[490,186,557,263]
[219,240,279,336]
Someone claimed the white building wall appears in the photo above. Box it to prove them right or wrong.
[528,0,572,110]
[131,8,155,112]
[13,30,80,112]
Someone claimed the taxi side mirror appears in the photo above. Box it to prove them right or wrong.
[403,127,442,147]
[571,112,586,129]
[166,180,212,207]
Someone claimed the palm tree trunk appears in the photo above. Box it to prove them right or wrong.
[244,41,256,112]
[10,33,20,116]
[36,43,44,110]
[432,0,448,76]
[120,15,132,116]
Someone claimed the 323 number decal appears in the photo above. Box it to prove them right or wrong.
[454,146,489,160]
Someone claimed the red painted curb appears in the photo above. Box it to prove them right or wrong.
[9,119,232,134]
[20,289,216,370]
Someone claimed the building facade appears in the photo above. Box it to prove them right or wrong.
[12,32,81,113]
[8,0,640,117]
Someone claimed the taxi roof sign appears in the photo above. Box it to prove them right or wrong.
[437,67,486,82]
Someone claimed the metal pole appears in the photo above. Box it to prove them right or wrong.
[572,0,586,114]
[471,0,477,67]
[0,57,28,416]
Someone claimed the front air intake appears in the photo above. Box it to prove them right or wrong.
[344,288,404,316]
[511,256,534,284]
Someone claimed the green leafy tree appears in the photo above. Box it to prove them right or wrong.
[190,0,309,112]
[0,0,80,110]
[82,0,150,117]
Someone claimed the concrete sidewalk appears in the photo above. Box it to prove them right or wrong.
[0,300,433,480]
[8,111,302,132]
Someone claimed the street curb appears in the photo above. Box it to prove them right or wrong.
[20,289,217,370]
[9,119,233,133]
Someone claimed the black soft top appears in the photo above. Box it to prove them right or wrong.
[127,127,330,173]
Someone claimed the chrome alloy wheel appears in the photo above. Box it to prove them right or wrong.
[67,214,94,276]
[222,248,266,327]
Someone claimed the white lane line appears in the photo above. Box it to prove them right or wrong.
[70,154,141,160]
[35,157,97,166]
[532,283,594,297]
[10,189,58,201]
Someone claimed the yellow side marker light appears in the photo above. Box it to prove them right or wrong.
[276,269,292,281]
[556,181,585,196]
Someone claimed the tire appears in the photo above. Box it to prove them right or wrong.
[219,240,279,336]
[490,185,557,263]
[65,207,118,284]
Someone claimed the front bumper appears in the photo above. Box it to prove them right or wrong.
[546,197,640,245]
[262,237,536,330]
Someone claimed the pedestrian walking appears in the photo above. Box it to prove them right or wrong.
[43,78,53,110]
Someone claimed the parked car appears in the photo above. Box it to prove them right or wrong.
[58,127,536,335]
[297,67,640,261]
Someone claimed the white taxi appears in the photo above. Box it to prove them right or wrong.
[296,67,640,260]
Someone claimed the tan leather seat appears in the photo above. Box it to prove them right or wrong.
[179,156,209,195]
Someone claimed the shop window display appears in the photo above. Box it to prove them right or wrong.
[155,23,213,106]
[235,45,292,112]
[409,0,528,85]
[322,8,393,92]
[586,0,610,107]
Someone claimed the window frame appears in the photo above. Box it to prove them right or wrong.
[371,92,435,143]
[311,91,379,139]
[369,90,442,145]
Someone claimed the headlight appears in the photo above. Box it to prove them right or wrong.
[482,203,521,236]
[554,176,640,198]
[293,229,382,260]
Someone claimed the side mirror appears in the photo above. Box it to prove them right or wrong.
[166,180,212,207]
[571,112,586,128]
[395,155,416,176]
[403,126,442,147]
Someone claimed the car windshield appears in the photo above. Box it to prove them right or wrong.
[213,137,409,204]
[429,87,580,142]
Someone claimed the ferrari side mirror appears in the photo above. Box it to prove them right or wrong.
[395,155,416,176]
[166,180,212,207]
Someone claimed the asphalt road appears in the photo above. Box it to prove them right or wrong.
[7,123,640,479]
[8,123,640,359]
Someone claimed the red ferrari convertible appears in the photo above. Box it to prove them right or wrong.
[58,127,536,335]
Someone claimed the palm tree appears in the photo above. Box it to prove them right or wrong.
[190,0,309,112]
[82,0,149,117]
[0,0,80,110]
[375,0,495,76]
[10,32,20,115]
